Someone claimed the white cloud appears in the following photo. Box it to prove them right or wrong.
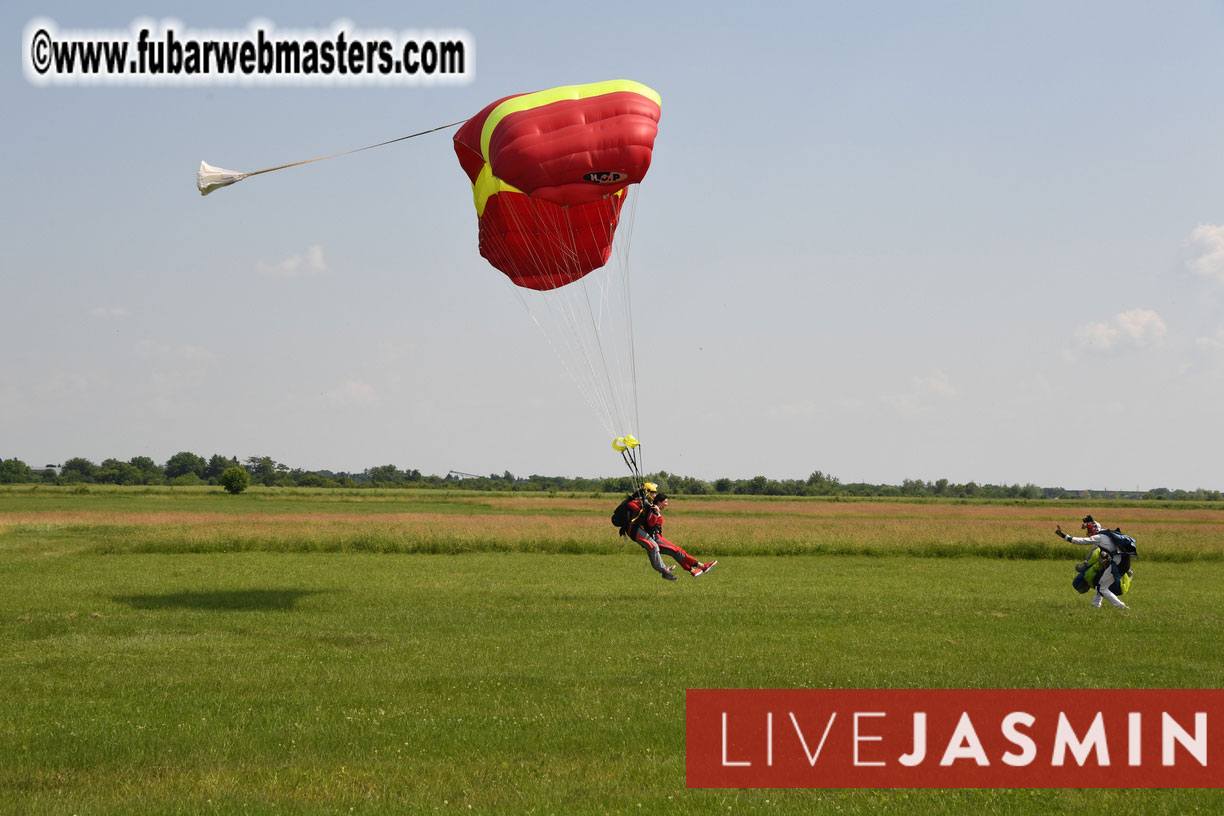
[89,306,129,319]
[326,378,378,406]
[257,244,327,278]
[134,339,218,364]
[767,400,821,419]
[1075,308,1166,352]
[1116,308,1167,346]
[1074,322,1119,350]
[881,370,957,415]
[1187,224,1224,281]
[1196,327,1224,351]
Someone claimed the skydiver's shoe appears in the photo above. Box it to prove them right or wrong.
[661,566,678,581]
[1090,592,1103,609]
[691,560,717,577]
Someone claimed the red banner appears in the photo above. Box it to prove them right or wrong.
[686,689,1224,788]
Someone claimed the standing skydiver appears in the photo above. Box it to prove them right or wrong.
[1056,514,1132,609]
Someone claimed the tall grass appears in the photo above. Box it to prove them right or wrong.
[4,488,1221,561]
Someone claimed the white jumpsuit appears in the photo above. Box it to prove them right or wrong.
[1067,531,1129,609]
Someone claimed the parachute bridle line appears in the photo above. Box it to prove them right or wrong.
[243,120,470,178]
[198,119,469,195]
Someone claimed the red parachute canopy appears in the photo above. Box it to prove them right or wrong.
[454,80,661,290]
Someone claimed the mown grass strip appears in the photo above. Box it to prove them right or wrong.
[2,548,1222,815]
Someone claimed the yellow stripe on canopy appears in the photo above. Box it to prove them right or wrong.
[471,162,623,215]
[472,163,522,216]
[479,79,661,161]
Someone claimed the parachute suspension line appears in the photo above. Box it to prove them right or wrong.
[607,190,641,443]
[484,193,638,443]
[451,80,660,489]
[620,445,645,490]
[617,189,642,443]
[492,207,622,439]
[470,190,643,483]
[555,251,621,432]
[579,254,629,440]
[508,281,618,437]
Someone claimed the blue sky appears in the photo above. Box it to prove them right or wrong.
[4,1,1224,490]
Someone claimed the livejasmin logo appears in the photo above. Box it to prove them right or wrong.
[686,689,1224,788]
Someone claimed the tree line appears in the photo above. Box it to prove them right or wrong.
[0,455,1219,501]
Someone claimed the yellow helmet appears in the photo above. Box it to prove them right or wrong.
[643,482,658,495]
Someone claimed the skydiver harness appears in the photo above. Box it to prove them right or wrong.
[612,494,653,538]
[1072,529,1137,596]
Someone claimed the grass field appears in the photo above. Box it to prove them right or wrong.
[2,486,1223,814]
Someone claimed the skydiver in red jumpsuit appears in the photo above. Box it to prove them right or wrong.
[626,484,717,581]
